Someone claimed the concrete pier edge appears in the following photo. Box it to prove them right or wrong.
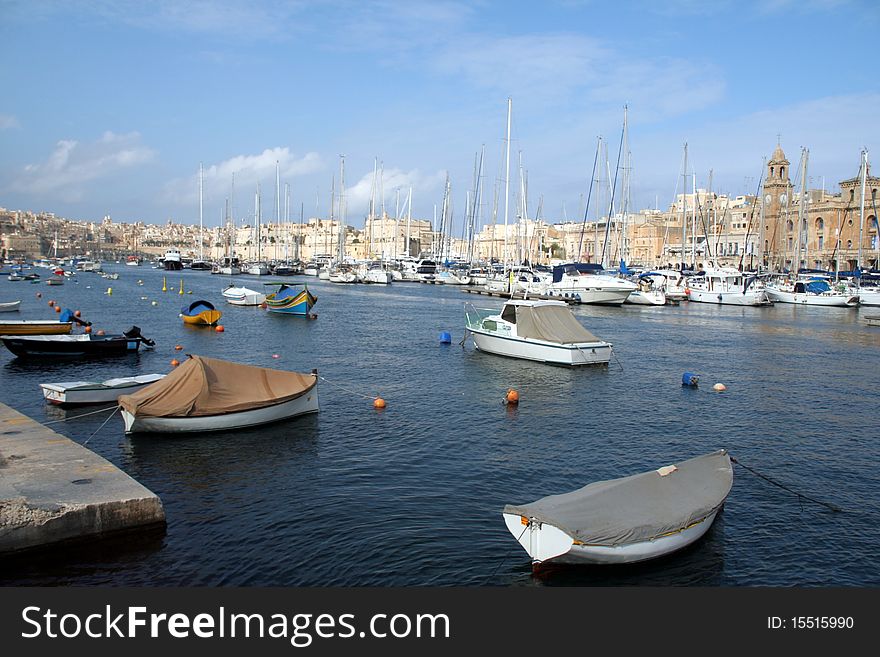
[0,402,165,555]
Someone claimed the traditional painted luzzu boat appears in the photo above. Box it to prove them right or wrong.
[180,300,222,325]
[118,355,319,434]
[264,283,317,316]
[503,449,733,566]
[40,374,166,405]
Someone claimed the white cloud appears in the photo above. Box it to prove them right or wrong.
[162,147,324,208]
[0,114,20,130]
[9,131,155,201]
[343,167,447,218]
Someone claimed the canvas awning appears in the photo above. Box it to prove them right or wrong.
[118,355,316,418]
[514,303,604,344]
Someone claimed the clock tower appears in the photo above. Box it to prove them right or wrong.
[762,141,793,265]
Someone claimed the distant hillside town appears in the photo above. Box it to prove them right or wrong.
[2,144,877,271]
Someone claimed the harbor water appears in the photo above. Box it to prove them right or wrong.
[1,266,879,586]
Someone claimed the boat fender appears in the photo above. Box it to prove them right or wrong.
[439,331,452,344]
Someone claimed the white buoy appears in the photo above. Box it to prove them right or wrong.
[713,383,727,392]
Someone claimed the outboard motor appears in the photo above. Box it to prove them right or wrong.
[124,325,155,347]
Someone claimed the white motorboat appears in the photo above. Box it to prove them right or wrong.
[859,287,880,306]
[624,275,667,306]
[503,449,733,566]
[328,264,357,283]
[40,374,165,405]
[221,284,267,306]
[244,262,270,276]
[163,248,183,271]
[765,277,859,307]
[118,355,319,434]
[359,262,393,284]
[0,300,21,312]
[544,263,637,305]
[685,264,772,306]
[464,299,612,366]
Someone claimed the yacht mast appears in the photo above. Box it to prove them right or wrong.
[680,143,688,271]
[198,163,204,262]
[503,96,512,278]
[858,148,868,275]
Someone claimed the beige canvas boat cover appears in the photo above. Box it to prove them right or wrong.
[514,303,603,344]
[503,450,732,547]
[118,355,316,417]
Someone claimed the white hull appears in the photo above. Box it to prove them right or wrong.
[545,286,632,305]
[765,288,859,307]
[625,289,666,305]
[41,374,165,405]
[859,289,880,306]
[361,269,393,284]
[222,286,267,306]
[219,267,241,275]
[122,388,319,434]
[469,329,611,366]
[503,509,720,565]
[245,264,270,276]
[686,288,771,306]
[303,267,319,276]
[0,300,21,312]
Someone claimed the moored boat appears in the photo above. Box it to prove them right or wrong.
[0,319,74,335]
[40,374,166,405]
[503,449,733,566]
[464,299,612,366]
[765,277,859,307]
[0,300,21,312]
[264,283,317,315]
[180,300,222,325]
[118,355,319,434]
[1,326,154,358]
[221,284,266,306]
[685,264,772,306]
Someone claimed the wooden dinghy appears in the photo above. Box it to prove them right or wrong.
[0,300,21,312]
[180,300,222,325]
[503,449,733,566]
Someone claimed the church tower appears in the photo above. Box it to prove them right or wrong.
[762,142,793,266]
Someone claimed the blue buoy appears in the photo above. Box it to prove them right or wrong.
[682,372,700,387]
[439,331,452,344]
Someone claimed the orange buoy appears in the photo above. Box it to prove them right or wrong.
[48,300,55,307]
[215,325,225,332]
[373,397,386,409]
[54,305,61,313]
[74,310,81,317]
[506,389,520,405]
[171,359,180,367]
[685,288,691,296]
[174,344,183,351]
[96,329,105,336]
[84,325,92,334]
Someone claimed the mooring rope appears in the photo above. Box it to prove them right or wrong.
[730,456,842,513]
[318,375,380,401]
[484,523,529,585]
[82,405,121,445]
[42,404,120,425]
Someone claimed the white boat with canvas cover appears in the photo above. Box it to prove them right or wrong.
[40,374,165,405]
[464,299,612,366]
[503,449,732,566]
[118,355,318,434]
[221,284,267,306]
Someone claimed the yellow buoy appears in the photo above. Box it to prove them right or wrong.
[373,397,386,409]
[179,279,184,295]
[162,276,167,292]
[106,287,112,295]
[713,383,727,392]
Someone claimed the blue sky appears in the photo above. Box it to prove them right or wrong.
[1,0,878,233]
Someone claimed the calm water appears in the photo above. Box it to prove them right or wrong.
[1,265,878,587]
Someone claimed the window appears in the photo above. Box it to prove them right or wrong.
[501,305,516,324]
[781,167,785,178]
[818,236,824,250]
[815,217,824,231]
[787,219,794,232]
[847,240,853,249]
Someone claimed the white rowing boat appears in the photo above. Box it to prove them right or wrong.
[40,374,166,405]
[503,449,732,566]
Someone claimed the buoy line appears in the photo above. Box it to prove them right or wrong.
[318,375,386,407]
[730,456,843,513]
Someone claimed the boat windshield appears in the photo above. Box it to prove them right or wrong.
[501,305,517,324]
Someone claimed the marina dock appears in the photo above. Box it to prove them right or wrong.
[0,402,165,554]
